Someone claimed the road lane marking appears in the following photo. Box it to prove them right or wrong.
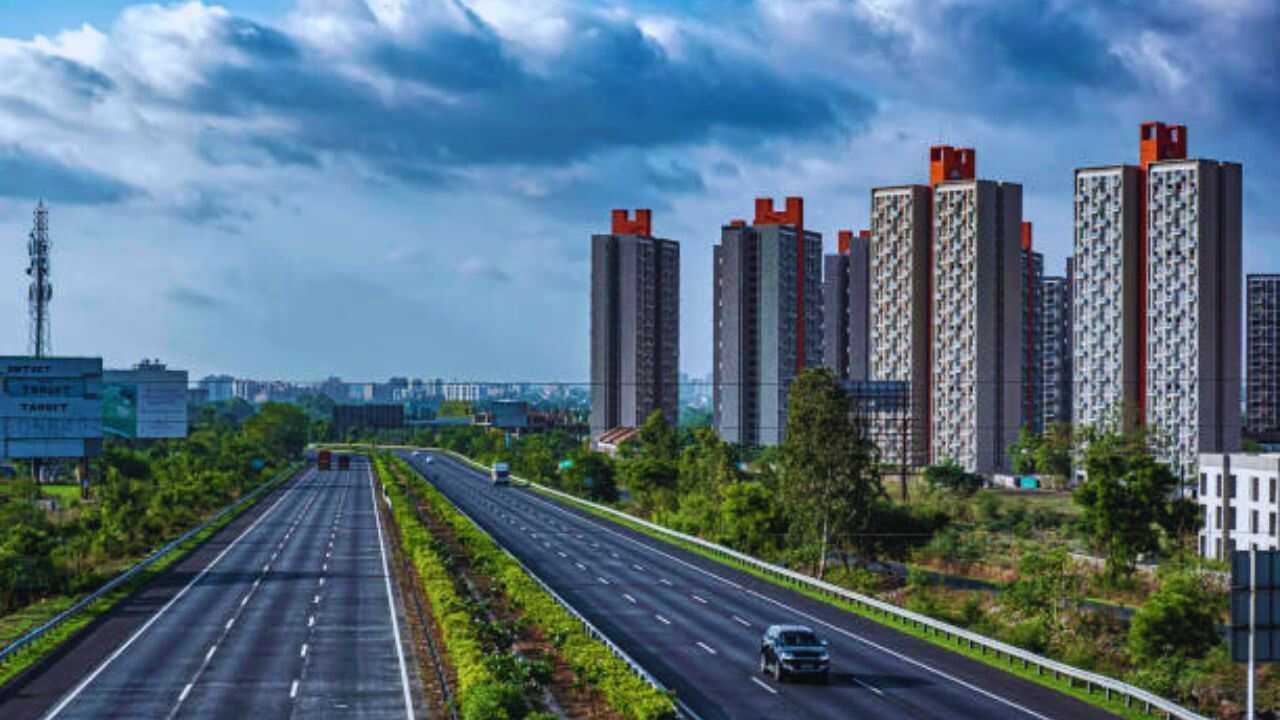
[319,577,326,587]
[557,551,567,558]
[655,615,671,625]
[751,677,778,695]
[205,646,217,662]
[854,677,884,696]
[632,564,645,571]
[575,562,587,571]
[225,619,234,630]
[290,680,299,699]
[692,594,708,604]
[308,615,315,628]
[314,594,321,604]
[597,577,610,585]
[697,641,717,655]
[659,578,673,586]
[300,643,308,658]
[623,594,636,604]
[240,596,249,608]
[179,683,193,703]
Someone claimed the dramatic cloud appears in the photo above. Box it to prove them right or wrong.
[0,0,1271,380]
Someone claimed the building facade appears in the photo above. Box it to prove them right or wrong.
[1073,164,1143,435]
[869,184,932,467]
[1198,453,1280,559]
[1145,157,1243,481]
[590,209,680,436]
[931,179,1023,473]
[822,230,870,381]
[1248,275,1280,441]
[1020,223,1044,433]
[1041,263,1073,428]
[714,197,823,447]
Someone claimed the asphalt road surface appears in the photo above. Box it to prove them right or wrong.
[4,459,417,720]
[407,451,1118,720]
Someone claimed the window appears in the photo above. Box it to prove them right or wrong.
[1253,510,1260,533]
[1217,475,1223,497]
[1270,512,1276,537]
[1254,477,1261,502]
[1271,477,1276,503]
[1229,507,1238,530]
[1230,474,1238,498]
[1217,507,1223,529]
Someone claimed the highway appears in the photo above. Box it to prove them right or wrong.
[407,451,1118,720]
[4,460,418,720]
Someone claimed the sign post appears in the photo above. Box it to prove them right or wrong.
[1231,548,1280,720]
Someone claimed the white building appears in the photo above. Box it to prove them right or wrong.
[1199,453,1280,559]
[1072,165,1142,436]
[869,185,932,467]
[930,179,1022,474]
[1145,158,1242,482]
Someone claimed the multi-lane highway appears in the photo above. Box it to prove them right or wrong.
[2,460,419,720]
[407,451,1118,720]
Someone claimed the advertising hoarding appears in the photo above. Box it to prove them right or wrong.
[103,368,189,439]
[0,356,103,459]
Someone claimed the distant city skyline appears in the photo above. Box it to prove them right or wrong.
[0,1,1275,380]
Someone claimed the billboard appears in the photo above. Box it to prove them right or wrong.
[103,368,189,439]
[0,356,104,459]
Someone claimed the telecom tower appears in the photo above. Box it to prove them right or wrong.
[27,201,52,357]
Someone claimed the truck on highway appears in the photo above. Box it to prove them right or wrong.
[491,462,511,486]
[318,449,332,471]
[337,454,351,471]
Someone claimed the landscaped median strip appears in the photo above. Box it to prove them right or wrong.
[419,447,1198,720]
[372,453,677,720]
[0,462,304,689]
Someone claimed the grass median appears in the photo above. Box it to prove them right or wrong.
[0,463,303,689]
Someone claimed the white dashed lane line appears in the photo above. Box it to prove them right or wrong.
[696,641,717,655]
[751,677,778,695]
[623,594,637,604]
[691,595,709,605]
[733,616,752,627]
[655,615,671,625]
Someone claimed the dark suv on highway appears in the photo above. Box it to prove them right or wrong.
[759,624,830,682]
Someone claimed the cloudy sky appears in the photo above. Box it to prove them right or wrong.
[0,0,1274,382]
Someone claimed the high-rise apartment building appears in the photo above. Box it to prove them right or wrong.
[1073,164,1142,433]
[1073,122,1241,483]
[932,176,1023,473]
[823,229,870,381]
[1021,223,1044,433]
[714,197,823,447]
[1041,261,1073,428]
[1247,275,1280,441]
[590,209,680,436]
[1145,155,1242,480]
[869,184,932,467]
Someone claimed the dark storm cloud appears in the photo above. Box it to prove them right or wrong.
[180,9,868,176]
[0,145,137,204]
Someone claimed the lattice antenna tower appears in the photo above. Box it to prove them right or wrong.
[27,200,52,357]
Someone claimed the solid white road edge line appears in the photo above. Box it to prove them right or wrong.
[368,463,416,720]
[41,468,312,720]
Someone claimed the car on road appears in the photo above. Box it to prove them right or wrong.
[759,624,830,682]
[491,461,511,485]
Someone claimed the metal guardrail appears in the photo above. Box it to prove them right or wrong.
[0,463,305,671]
[415,447,1206,720]
[394,451,691,719]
